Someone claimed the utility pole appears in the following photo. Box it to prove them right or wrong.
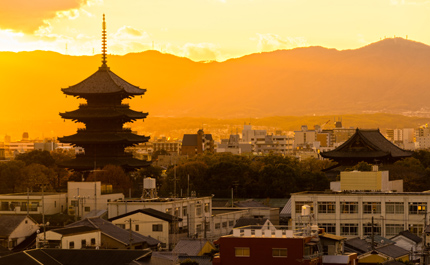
[422,211,428,265]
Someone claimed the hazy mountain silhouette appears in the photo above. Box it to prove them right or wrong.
[1,37,430,128]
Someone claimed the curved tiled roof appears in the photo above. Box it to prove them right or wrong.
[60,107,148,120]
[62,67,146,96]
[321,129,412,159]
[58,131,149,144]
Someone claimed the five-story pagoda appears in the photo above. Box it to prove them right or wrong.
[58,15,150,171]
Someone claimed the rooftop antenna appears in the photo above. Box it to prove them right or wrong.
[101,14,108,69]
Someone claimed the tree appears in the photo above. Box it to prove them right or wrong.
[86,165,131,194]
[0,160,25,193]
[15,150,55,167]
[16,163,57,192]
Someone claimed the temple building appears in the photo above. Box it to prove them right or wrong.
[320,128,412,165]
[58,15,150,171]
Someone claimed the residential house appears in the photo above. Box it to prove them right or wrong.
[0,216,39,249]
[59,217,161,250]
[109,208,182,249]
[390,230,422,261]
[357,244,410,264]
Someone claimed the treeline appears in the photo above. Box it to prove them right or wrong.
[156,153,334,198]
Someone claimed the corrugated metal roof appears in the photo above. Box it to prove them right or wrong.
[279,198,291,217]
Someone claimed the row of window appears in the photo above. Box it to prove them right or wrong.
[297,201,427,215]
[235,247,287,258]
[317,223,421,236]
[215,220,235,229]
[164,203,211,217]
[69,238,96,249]
[117,223,163,232]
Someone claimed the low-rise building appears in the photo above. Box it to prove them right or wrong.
[0,192,67,215]
[0,215,39,249]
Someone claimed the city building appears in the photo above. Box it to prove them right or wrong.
[0,192,67,215]
[67,182,124,219]
[152,137,181,155]
[58,15,150,171]
[109,208,181,249]
[289,169,430,239]
[181,129,214,156]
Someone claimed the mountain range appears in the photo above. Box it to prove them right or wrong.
[1,37,430,138]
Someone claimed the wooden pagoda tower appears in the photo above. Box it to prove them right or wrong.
[58,15,150,171]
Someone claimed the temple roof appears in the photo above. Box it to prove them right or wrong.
[321,129,412,161]
[58,131,149,144]
[62,67,146,96]
[60,107,148,120]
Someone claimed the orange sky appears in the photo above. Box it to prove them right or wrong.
[0,0,430,61]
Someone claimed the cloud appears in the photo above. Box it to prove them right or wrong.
[256,33,307,52]
[0,0,90,33]
[113,26,149,39]
[182,43,220,62]
[390,0,430,5]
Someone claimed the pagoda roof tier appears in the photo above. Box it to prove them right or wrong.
[321,129,412,161]
[59,156,151,171]
[58,131,149,145]
[62,67,146,97]
[60,107,148,120]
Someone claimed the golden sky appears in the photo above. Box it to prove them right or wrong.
[0,0,429,61]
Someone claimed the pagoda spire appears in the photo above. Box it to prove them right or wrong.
[101,14,108,69]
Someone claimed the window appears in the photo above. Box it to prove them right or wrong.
[183,206,187,217]
[153,224,163,232]
[318,223,336,234]
[386,224,404,236]
[165,208,172,214]
[1,202,8,211]
[272,248,288,257]
[81,239,86,247]
[30,202,39,211]
[196,205,202,216]
[196,224,202,233]
[340,223,358,236]
[410,224,424,236]
[386,202,404,214]
[229,221,234,227]
[409,202,427,214]
[215,223,220,229]
[69,241,75,249]
[295,201,314,213]
[235,247,250,257]
[174,207,179,217]
[318,202,336,214]
[222,222,227,228]
[205,203,210,213]
[363,202,381,214]
[21,202,27,211]
[135,225,139,232]
[91,238,96,245]
[363,223,381,236]
[340,202,358,214]
[84,207,90,212]
[117,224,125,229]
[71,200,78,207]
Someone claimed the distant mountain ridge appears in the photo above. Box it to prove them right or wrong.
[1,37,430,125]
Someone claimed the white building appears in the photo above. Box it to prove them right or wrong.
[67,182,124,218]
[108,196,212,239]
[0,215,39,249]
[0,192,67,215]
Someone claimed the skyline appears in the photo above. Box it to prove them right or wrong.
[1,0,430,61]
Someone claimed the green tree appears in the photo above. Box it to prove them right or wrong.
[86,165,131,194]
[17,163,57,192]
[0,160,26,193]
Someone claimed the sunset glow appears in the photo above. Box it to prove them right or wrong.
[1,0,430,61]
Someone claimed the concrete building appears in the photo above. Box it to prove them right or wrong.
[181,129,214,156]
[67,182,124,219]
[152,137,181,155]
[0,192,67,215]
[108,196,213,239]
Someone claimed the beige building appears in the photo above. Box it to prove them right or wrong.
[0,192,67,215]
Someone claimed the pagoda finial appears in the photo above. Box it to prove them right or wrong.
[101,14,108,69]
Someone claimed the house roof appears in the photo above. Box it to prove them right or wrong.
[345,237,371,254]
[109,208,182,223]
[320,233,346,241]
[172,239,214,256]
[0,216,34,237]
[321,129,412,161]
[178,255,212,265]
[376,244,410,258]
[66,217,160,246]
[392,230,423,243]
[233,217,269,228]
[279,199,291,217]
[365,235,395,246]
[52,226,99,235]
[62,67,146,97]
[0,249,153,265]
